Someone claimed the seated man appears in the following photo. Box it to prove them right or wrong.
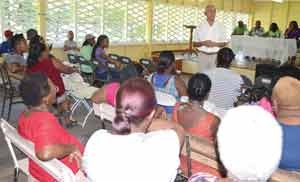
[18,72,84,181]
[232,21,248,35]
[0,30,13,54]
[272,76,300,171]
[5,34,27,73]
[204,48,244,117]
[64,30,79,55]
[249,20,265,37]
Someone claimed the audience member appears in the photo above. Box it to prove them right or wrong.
[173,73,220,176]
[0,30,13,54]
[272,77,300,171]
[18,72,84,182]
[83,78,184,182]
[232,21,248,35]
[265,22,281,38]
[149,51,187,113]
[91,34,120,80]
[249,20,265,37]
[80,34,95,61]
[204,47,243,117]
[5,34,28,73]
[27,40,77,127]
[79,34,95,74]
[64,30,79,55]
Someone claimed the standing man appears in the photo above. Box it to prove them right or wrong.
[193,5,229,72]
[64,30,79,55]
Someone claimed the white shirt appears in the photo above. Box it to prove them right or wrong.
[194,20,228,53]
[204,68,243,115]
[83,129,180,182]
[64,39,79,55]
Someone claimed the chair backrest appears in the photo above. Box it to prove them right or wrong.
[139,58,151,66]
[155,91,177,107]
[67,54,78,64]
[0,119,77,182]
[0,64,13,90]
[108,54,120,62]
[139,58,157,73]
[184,134,300,181]
[107,62,117,70]
[77,56,86,63]
[93,103,116,122]
[119,56,132,65]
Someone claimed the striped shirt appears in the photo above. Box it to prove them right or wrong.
[204,68,242,116]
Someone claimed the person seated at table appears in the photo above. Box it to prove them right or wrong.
[172,73,220,176]
[232,21,248,36]
[5,34,28,73]
[284,21,300,39]
[27,40,77,127]
[0,30,13,55]
[249,20,265,37]
[91,34,121,80]
[83,78,185,182]
[204,47,244,117]
[265,22,281,38]
[64,30,79,55]
[272,76,300,171]
[148,51,187,114]
[18,72,84,182]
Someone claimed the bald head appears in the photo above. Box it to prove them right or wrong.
[205,5,216,22]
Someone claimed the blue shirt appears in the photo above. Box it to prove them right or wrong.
[279,122,300,171]
[0,40,13,54]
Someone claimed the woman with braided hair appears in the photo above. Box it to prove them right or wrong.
[172,73,220,177]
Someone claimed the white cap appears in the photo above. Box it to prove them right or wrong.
[217,105,282,181]
[85,34,95,40]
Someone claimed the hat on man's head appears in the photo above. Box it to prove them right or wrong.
[85,34,95,40]
[217,105,282,181]
[4,30,13,38]
[272,76,300,108]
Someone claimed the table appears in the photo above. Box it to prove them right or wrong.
[230,35,297,64]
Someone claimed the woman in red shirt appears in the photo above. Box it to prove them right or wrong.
[18,72,84,181]
[26,40,77,126]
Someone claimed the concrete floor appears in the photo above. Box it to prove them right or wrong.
[0,89,105,181]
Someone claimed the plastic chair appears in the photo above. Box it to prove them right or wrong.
[0,65,23,121]
[119,56,132,65]
[67,54,78,64]
[0,119,86,182]
[139,58,157,73]
[108,54,120,62]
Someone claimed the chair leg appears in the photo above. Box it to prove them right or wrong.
[7,94,13,121]
[1,89,7,118]
[13,167,19,182]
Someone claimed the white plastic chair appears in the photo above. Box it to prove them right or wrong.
[0,119,86,182]
[155,91,177,107]
[93,103,116,129]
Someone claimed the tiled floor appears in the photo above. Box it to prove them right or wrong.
[0,91,104,181]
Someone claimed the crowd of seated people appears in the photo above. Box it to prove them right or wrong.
[1,23,300,182]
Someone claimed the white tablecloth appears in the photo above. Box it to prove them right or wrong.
[230,35,297,64]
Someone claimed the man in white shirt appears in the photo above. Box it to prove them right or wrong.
[64,30,79,55]
[193,5,229,72]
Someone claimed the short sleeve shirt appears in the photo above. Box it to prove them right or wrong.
[194,21,228,53]
[5,53,27,66]
[64,40,78,55]
[18,111,84,182]
[83,129,180,182]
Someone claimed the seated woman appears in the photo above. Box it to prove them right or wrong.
[83,78,185,182]
[265,23,281,38]
[149,51,187,113]
[190,106,282,182]
[18,72,84,182]
[79,34,95,74]
[173,73,220,176]
[5,34,27,73]
[272,76,300,171]
[91,35,120,80]
[26,40,77,127]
